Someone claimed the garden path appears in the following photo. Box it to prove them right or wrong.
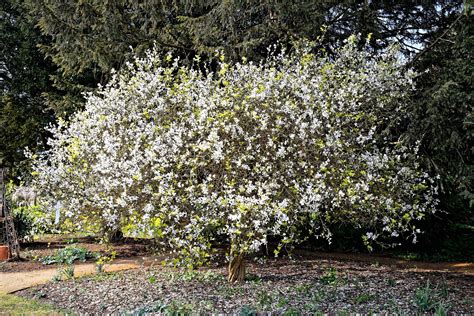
[295,250,474,275]
[0,256,156,294]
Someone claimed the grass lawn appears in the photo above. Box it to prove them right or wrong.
[0,293,66,315]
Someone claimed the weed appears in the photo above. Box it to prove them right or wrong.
[434,302,449,316]
[62,265,75,279]
[131,300,194,316]
[305,289,325,312]
[354,292,374,304]
[198,299,215,312]
[283,307,300,315]
[167,300,195,314]
[413,280,450,313]
[32,290,46,299]
[320,267,338,285]
[131,302,168,316]
[66,238,79,244]
[295,283,312,295]
[95,250,117,273]
[246,274,262,285]
[371,261,380,268]
[148,274,157,284]
[52,264,75,281]
[240,305,257,316]
[257,291,273,309]
[386,278,396,286]
[276,295,289,308]
[218,284,244,299]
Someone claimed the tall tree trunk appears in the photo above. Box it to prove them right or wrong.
[228,253,245,282]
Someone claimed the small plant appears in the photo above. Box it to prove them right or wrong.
[354,293,374,304]
[166,300,195,314]
[295,283,312,294]
[218,284,244,299]
[305,290,325,313]
[240,305,257,316]
[246,274,262,284]
[283,307,300,316]
[131,300,194,315]
[33,290,47,299]
[276,295,289,308]
[257,291,273,309]
[95,250,117,273]
[320,267,338,285]
[40,245,93,265]
[52,264,75,281]
[132,302,168,316]
[386,278,396,286]
[413,280,450,313]
[63,265,75,279]
[148,273,157,284]
[434,303,449,316]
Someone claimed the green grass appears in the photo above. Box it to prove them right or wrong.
[0,293,66,315]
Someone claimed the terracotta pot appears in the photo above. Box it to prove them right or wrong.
[0,245,10,260]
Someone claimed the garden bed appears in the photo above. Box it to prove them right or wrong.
[17,254,474,314]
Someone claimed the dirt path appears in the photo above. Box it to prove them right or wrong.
[295,250,474,275]
[0,257,156,294]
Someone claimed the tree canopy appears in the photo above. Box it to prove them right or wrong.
[32,40,438,281]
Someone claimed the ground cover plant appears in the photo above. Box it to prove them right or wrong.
[39,244,95,265]
[31,37,438,282]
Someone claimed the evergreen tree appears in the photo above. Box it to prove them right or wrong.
[406,9,473,259]
[0,0,56,173]
[21,0,463,113]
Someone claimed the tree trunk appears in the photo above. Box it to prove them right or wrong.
[228,253,245,282]
[105,228,123,243]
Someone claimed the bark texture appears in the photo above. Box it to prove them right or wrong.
[228,254,245,282]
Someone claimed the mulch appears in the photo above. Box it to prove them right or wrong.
[16,254,474,314]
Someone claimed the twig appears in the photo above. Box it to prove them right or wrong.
[407,13,465,67]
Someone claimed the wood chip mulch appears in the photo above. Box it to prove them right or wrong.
[17,255,474,314]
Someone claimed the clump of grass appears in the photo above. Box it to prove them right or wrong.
[52,264,75,281]
[413,280,450,313]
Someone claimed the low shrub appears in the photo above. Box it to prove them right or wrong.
[40,245,94,265]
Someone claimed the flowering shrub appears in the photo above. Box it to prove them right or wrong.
[32,37,438,281]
